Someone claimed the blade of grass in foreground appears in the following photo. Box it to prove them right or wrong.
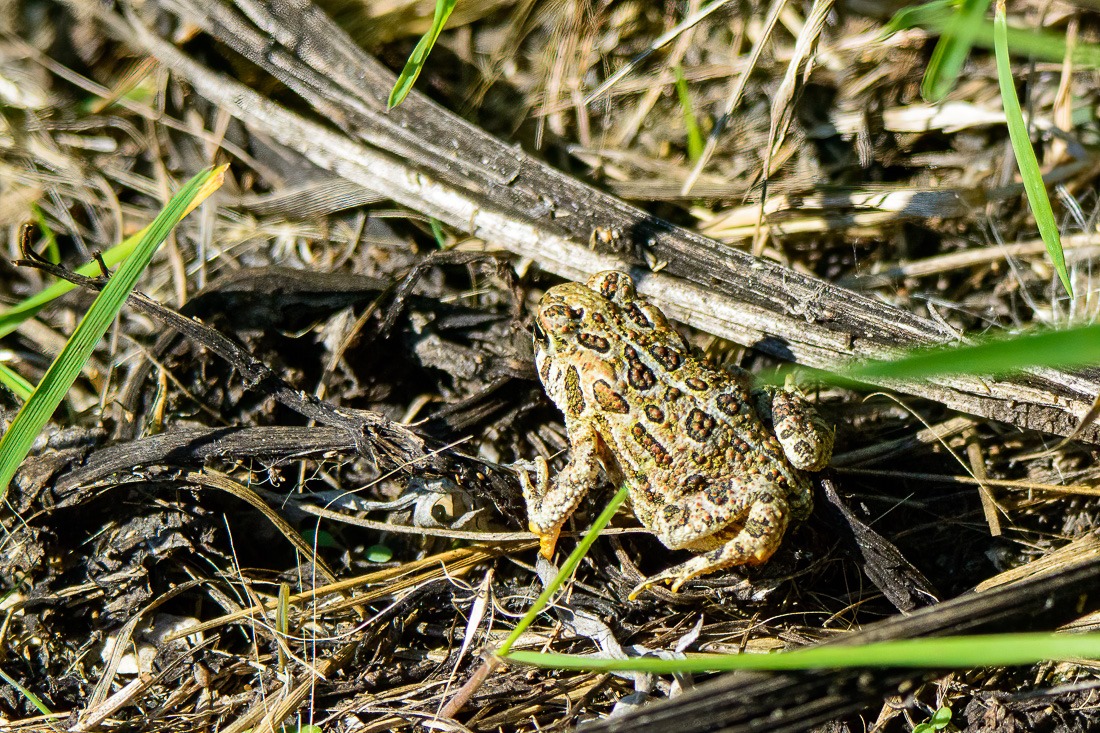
[921,0,991,102]
[505,631,1100,672]
[842,323,1100,383]
[993,0,1071,297]
[495,485,629,657]
[0,180,220,340]
[387,0,457,109]
[760,322,1100,390]
[0,166,225,502]
[0,204,213,399]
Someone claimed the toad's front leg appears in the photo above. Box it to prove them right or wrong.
[520,421,602,559]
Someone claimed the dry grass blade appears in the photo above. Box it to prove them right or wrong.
[161,545,506,643]
[682,0,787,195]
[753,0,833,255]
[183,470,339,583]
[583,0,731,107]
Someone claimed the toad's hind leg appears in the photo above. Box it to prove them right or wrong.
[629,489,790,600]
[754,386,834,473]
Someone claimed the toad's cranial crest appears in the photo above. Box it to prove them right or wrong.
[521,270,834,599]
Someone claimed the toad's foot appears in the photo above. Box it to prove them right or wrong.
[628,554,747,601]
[627,573,682,601]
[515,456,559,558]
[628,558,747,600]
[756,385,834,472]
[517,422,603,559]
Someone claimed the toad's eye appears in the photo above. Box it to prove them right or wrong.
[533,320,548,345]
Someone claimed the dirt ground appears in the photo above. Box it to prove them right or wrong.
[2,1,1100,731]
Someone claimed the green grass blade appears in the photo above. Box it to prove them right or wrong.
[921,0,992,102]
[0,185,220,341]
[884,0,954,35]
[842,323,1100,382]
[505,631,1100,672]
[429,217,447,247]
[0,362,34,401]
[1004,24,1100,68]
[0,242,141,340]
[387,0,458,109]
[495,485,629,657]
[0,665,53,715]
[29,204,60,264]
[993,1,1071,297]
[673,65,704,162]
[761,323,1100,389]
[0,166,224,502]
[887,5,1100,69]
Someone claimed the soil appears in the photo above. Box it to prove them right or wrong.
[2,1,1100,732]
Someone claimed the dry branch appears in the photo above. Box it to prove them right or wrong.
[104,0,1100,443]
[583,546,1100,733]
